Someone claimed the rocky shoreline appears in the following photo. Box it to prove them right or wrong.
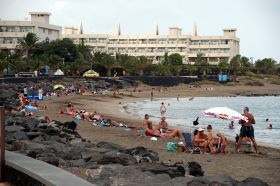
[1,81,270,185]
[5,111,269,185]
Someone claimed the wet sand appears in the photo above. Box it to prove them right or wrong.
[37,84,280,185]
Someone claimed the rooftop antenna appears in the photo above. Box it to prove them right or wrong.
[79,21,84,34]
[116,22,121,36]
[192,22,197,36]
[155,23,159,35]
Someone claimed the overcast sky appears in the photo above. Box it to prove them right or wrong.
[0,0,279,62]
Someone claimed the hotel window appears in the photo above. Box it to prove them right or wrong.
[200,49,208,53]
[138,48,146,53]
[139,39,147,44]
[118,48,126,52]
[89,38,97,43]
[178,39,187,44]
[149,39,157,44]
[167,48,176,52]
[99,38,107,43]
[6,26,16,32]
[20,26,32,32]
[129,39,137,44]
[128,47,136,53]
[4,38,13,44]
[191,41,200,45]
[119,39,128,44]
[168,39,177,44]
[158,39,167,44]
[158,47,166,52]
[200,40,209,45]
[148,48,155,52]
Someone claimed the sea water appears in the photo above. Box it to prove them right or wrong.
[123,96,280,148]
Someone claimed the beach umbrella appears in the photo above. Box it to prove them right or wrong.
[54,84,65,90]
[203,107,246,121]
[54,69,64,76]
[83,70,99,77]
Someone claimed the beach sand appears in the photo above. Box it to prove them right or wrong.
[37,83,280,185]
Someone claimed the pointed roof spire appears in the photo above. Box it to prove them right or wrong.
[192,22,197,36]
[116,22,121,36]
[155,23,159,35]
[79,21,84,34]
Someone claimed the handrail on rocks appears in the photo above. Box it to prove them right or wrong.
[5,151,94,186]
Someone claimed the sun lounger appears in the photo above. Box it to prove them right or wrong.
[183,132,202,154]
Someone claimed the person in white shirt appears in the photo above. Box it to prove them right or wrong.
[160,102,166,116]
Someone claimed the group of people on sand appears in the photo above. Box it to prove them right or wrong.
[193,125,228,154]
[143,114,184,139]
[145,104,261,154]
[60,103,126,127]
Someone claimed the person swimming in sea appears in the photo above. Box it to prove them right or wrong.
[229,121,234,129]
[266,118,272,129]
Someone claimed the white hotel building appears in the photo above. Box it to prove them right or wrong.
[63,23,239,64]
[0,12,62,51]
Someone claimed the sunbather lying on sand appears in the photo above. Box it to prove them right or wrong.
[158,117,183,139]
[145,120,183,139]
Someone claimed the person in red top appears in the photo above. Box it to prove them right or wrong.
[235,107,259,153]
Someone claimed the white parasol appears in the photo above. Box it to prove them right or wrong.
[203,107,247,121]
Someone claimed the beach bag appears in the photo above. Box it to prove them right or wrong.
[74,114,81,120]
[166,142,178,152]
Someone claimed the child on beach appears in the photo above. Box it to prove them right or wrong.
[206,125,217,153]
[217,131,228,154]
[160,102,166,116]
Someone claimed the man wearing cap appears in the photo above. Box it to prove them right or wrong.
[193,128,208,153]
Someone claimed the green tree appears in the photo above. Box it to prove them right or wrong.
[240,56,251,73]
[218,61,229,74]
[255,58,277,74]
[195,52,207,76]
[18,32,39,62]
[135,56,151,76]
[45,38,78,62]
[116,53,135,76]
[230,54,241,81]
[168,53,183,66]
[102,54,116,76]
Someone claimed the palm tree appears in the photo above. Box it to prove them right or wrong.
[18,32,40,62]
[218,61,229,74]
[195,52,207,76]
[135,56,151,76]
[230,55,241,81]
[102,54,116,76]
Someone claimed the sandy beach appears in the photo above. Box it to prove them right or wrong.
[37,83,280,185]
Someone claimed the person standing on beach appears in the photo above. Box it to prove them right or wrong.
[38,87,43,100]
[235,107,259,153]
[23,86,28,96]
[151,90,154,101]
[177,94,180,101]
[160,102,166,116]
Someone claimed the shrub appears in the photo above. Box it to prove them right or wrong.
[244,80,264,86]
[270,77,280,85]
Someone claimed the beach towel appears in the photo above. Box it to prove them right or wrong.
[25,105,38,111]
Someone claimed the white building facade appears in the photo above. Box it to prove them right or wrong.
[63,24,239,64]
[0,12,62,50]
